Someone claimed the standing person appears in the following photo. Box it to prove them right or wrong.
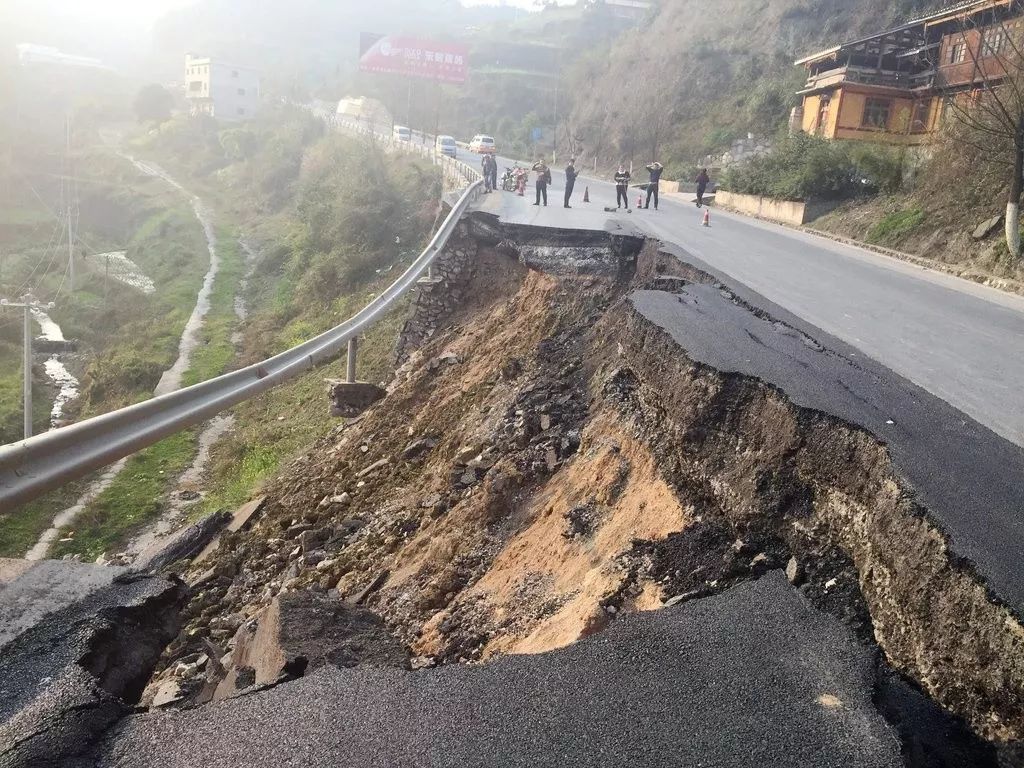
[614,164,631,209]
[481,154,493,193]
[695,167,711,208]
[515,165,528,196]
[532,159,550,206]
[490,155,499,193]
[644,161,664,210]
[564,158,578,208]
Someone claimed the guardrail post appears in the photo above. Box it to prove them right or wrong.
[346,337,358,384]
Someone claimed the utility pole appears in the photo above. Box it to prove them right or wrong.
[66,114,75,293]
[1,294,54,440]
[552,82,559,164]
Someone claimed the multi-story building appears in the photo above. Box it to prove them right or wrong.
[794,0,1024,145]
[184,54,260,121]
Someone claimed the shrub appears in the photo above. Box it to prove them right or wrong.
[721,134,909,201]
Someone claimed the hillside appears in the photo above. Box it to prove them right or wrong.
[564,0,949,171]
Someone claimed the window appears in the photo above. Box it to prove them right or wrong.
[237,108,246,115]
[984,27,1007,56]
[949,41,967,64]
[911,100,931,132]
[189,80,202,92]
[237,88,246,95]
[862,97,891,129]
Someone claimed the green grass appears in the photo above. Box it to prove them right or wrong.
[865,208,926,245]
[199,285,410,516]
[49,430,198,561]
[48,221,247,558]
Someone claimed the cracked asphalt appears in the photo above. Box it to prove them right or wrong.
[479,158,1024,450]
[479,177,1024,617]
[93,574,901,768]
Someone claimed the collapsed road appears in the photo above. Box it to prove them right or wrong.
[2,209,1022,767]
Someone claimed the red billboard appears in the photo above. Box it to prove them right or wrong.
[359,35,469,84]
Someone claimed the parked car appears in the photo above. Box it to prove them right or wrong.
[469,135,496,154]
[393,125,412,142]
[436,135,457,158]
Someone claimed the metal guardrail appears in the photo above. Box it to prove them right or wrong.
[0,124,483,511]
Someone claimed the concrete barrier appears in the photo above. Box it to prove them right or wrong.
[714,190,838,226]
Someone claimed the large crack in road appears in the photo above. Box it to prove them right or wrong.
[3,221,1022,766]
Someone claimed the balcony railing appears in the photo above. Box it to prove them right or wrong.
[804,64,935,92]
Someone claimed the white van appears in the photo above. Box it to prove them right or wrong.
[393,125,412,142]
[469,135,496,154]
[436,135,457,158]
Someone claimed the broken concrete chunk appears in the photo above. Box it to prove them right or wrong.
[402,438,438,460]
[212,590,409,700]
[786,557,805,586]
[972,214,1003,240]
[357,458,391,478]
[132,509,233,573]
[298,529,330,554]
[328,381,386,418]
[319,492,351,508]
[454,445,479,465]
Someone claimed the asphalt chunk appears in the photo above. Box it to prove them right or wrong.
[94,573,901,768]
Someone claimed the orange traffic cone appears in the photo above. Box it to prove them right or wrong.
[583,186,590,203]
[702,208,711,227]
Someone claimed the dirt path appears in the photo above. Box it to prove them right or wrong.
[25,160,222,561]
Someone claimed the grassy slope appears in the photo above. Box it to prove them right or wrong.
[0,157,228,556]
[811,133,1024,285]
[48,225,246,560]
[45,112,439,556]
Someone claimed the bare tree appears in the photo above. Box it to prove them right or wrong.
[949,12,1024,256]
[630,74,678,162]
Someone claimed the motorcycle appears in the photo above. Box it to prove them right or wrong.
[501,166,518,192]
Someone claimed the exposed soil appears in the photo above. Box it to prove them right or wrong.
[162,232,1023,765]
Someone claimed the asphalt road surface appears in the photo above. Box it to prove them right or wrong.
[628,281,1024,614]
[93,574,903,768]
[479,155,1024,449]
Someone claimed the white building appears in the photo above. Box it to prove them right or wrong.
[184,54,260,121]
[604,0,653,23]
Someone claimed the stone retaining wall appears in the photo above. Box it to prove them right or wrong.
[394,220,478,364]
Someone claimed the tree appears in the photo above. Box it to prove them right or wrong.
[133,84,173,125]
[948,12,1024,257]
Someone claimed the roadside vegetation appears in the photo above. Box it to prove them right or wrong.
[37,107,442,558]
[720,133,906,201]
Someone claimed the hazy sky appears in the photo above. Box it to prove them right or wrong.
[14,0,571,28]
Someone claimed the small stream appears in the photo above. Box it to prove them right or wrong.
[30,308,79,427]
[26,159,223,561]
[93,251,156,295]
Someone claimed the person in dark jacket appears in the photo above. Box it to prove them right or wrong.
[564,158,578,208]
[696,168,711,208]
[614,165,631,209]
[532,160,550,206]
[481,154,494,193]
[488,154,499,193]
[644,161,664,210]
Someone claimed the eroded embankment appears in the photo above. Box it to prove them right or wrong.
[158,224,1021,762]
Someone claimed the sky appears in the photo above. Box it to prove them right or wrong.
[11,0,572,29]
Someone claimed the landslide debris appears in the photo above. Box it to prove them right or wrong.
[165,235,1021,764]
